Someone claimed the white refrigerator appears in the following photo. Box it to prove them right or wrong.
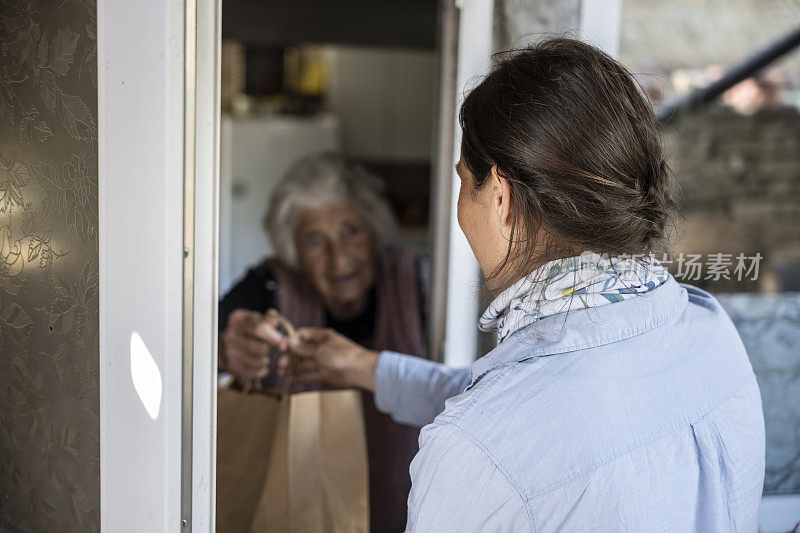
[219,113,342,295]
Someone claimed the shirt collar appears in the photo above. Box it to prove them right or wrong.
[468,275,687,390]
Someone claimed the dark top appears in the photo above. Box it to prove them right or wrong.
[219,261,427,533]
[219,262,378,344]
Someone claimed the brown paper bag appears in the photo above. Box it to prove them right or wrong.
[251,388,369,533]
[216,386,369,533]
[216,386,284,533]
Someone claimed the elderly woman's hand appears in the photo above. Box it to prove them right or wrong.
[220,309,291,380]
[280,328,379,391]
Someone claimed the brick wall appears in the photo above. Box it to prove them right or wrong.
[662,105,800,292]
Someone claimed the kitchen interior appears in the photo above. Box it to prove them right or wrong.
[218,0,441,294]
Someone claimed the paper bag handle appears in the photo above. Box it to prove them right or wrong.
[240,311,297,398]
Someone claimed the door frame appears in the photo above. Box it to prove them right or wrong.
[98,0,219,530]
[104,1,797,532]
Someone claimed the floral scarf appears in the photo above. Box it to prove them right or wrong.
[479,252,669,343]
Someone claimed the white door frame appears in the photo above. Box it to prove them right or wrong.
[429,0,495,368]
[190,0,221,529]
[98,0,219,530]
[192,0,222,532]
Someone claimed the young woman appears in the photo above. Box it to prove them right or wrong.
[281,38,765,532]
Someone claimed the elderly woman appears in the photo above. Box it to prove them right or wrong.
[218,153,428,532]
[284,39,766,532]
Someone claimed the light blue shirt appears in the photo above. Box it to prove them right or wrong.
[374,277,765,532]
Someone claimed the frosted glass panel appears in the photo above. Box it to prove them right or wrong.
[0,0,99,530]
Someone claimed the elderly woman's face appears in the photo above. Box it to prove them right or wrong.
[295,202,376,320]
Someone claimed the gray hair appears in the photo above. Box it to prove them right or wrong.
[264,153,398,266]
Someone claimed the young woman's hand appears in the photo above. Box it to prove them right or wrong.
[219,308,291,380]
[279,328,379,391]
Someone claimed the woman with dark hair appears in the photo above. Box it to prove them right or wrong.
[282,38,765,531]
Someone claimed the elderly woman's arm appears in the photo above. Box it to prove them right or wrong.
[287,329,471,428]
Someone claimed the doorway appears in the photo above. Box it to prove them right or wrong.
[210,1,491,531]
